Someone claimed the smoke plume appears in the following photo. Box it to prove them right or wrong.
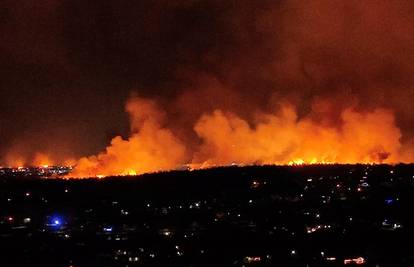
[193,106,402,166]
[1,0,414,175]
[70,97,187,177]
[69,95,406,177]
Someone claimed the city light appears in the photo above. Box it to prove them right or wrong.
[344,257,365,265]
[103,227,113,232]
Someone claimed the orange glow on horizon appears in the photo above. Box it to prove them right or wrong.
[5,97,411,179]
[33,153,53,168]
[64,97,411,178]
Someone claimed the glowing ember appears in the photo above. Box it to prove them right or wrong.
[289,159,306,166]
[122,169,137,176]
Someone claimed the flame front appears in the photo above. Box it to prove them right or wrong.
[68,96,408,178]
[70,97,187,178]
[192,106,402,166]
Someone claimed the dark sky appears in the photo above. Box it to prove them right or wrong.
[1,0,414,164]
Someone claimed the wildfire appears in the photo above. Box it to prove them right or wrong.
[64,96,409,178]
[122,169,137,176]
[2,94,410,179]
[6,156,26,168]
[288,159,306,166]
[33,153,53,167]
[2,1,414,181]
[193,106,402,167]
[4,152,54,168]
[69,97,187,178]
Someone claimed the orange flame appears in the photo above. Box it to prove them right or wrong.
[193,106,401,166]
[66,96,409,178]
[70,97,187,178]
[33,153,53,168]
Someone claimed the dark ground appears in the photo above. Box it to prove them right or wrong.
[0,164,414,266]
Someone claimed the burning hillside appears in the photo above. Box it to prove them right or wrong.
[69,96,406,178]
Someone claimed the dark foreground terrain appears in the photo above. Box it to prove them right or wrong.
[1,164,414,266]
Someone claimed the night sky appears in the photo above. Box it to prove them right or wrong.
[1,0,414,165]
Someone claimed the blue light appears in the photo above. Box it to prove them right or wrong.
[385,198,394,205]
[48,216,63,227]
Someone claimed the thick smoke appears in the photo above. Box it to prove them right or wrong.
[4,151,53,167]
[193,106,402,166]
[70,96,405,177]
[32,152,53,167]
[2,1,414,173]
[70,97,187,177]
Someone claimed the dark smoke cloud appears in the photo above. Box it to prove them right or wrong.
[1,0,414,165]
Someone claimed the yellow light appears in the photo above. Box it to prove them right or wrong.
[289,159,305,166]
[121,169,137,176]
